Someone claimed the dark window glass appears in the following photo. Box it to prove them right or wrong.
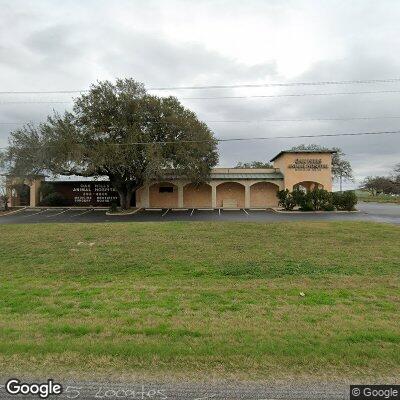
[159,186,174,193]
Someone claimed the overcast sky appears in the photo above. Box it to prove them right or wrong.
[1,0,400,188]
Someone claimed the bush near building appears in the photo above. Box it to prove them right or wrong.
[39,183,66,206]
[277,188,357,211]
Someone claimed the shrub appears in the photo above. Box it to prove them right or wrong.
[332,190,358,211]
[308,188,333,211]
[109,201,118,213]
[40,182,56,198]
[0,194,9,211]
[40,192,66,206]
[322,202,335,211]
[291,188,306,208]
[300,200,314,211]
[277,189,296,210]
[277,187,336,211]
[291,187,333,211]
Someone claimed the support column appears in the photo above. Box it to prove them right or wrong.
[29,178,43,207]
[244,184,250,209]
[211,184,217,209]
[178,184,184,208]
[142,184,150,208]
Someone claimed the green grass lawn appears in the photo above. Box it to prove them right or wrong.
[0,221,399,380]
[356,190,400,204]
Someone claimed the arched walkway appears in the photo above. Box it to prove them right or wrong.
[149,182,178,208]
[183,183,212,208]
[293,181,324,192]
[250,182,279,208]
[216,182,245,208]
[11,183,30,206]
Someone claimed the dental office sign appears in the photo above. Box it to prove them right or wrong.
[288,158,329,171]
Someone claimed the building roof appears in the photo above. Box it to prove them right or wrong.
[270,149,337,162]
[211,172,283,180]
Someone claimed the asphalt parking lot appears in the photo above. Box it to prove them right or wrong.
[0,202,399,224]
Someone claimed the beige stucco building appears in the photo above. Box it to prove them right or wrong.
[8,150,335,209]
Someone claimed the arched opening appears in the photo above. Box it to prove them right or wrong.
[149,182,178,208]
[250,182,279,208]
[11,183,30,206]
[216,182,245,208]
[293,181,324,192]
[183,183,212,208]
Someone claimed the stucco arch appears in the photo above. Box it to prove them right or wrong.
[149,181,178,208]
[216,181,245,208]
[11,183,30,206]
[293,181,324,192]
[183,183,212,208]
[250,181,279,208]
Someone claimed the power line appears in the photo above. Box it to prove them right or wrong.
[1,129,399,150]
[149,78,400,90]
[0,101,70,104]
[204,116,400,122]
[3,115,400,126]
[2,89,400,104]
[101,129,400,145]
[2,78,400,94]
[181,89,400,100]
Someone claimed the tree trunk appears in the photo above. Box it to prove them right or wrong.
[117,190,127,210]
[117,188,135,210]
[126,191,132,209]
[111,179,141,210]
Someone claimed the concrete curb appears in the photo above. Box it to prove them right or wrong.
[26,206,109,210]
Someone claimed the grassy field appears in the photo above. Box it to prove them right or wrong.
[0,221,399,380]
[356,190,400,204]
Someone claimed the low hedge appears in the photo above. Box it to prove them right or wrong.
[40,193,66,206]
[277,188,357,211]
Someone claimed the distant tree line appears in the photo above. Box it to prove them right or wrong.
[235,161,273,169]
[361,164,400,196]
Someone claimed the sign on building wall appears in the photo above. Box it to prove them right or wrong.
[288,158,329,171]
[51,182,126,207]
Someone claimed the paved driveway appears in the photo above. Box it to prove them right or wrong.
[0,202,399,224]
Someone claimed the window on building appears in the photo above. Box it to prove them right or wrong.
[159,186,174,193]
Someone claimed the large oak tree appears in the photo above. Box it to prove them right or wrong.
[4,79,219,209]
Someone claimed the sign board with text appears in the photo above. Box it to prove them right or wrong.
[288,158,329,171]
[50,182,133,207]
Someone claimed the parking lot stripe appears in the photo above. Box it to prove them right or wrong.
[190,209,195,216]
[70,209,93,217]
[161,209,170,217]
[21,209,49,217]
[46,208,70,217]
[242,209,249,215]
[218,209,221,216]
[0,207,27,217]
